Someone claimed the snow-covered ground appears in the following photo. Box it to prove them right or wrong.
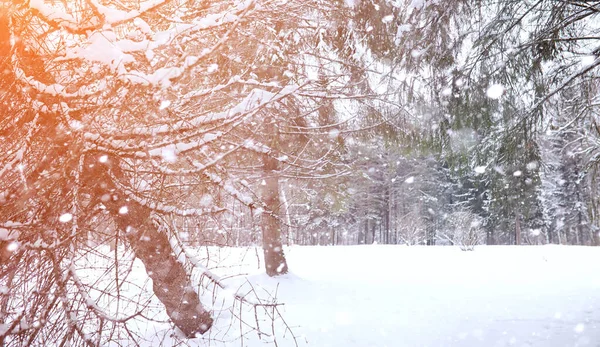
[277,245,600,347]
[128,245,600,346]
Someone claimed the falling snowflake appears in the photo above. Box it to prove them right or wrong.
[199,194,213,207]
[99,155,108,163]
[486,84,504,99]
[59,213,73,223]
[411,49,423,58]
[328,128,340,139]
[159,100,171,110]
[119,206,128,214]
[6,242,18,252]
[382,15,394,23]
[526,161,538,171]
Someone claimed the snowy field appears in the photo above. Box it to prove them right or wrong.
[115,245,600,347]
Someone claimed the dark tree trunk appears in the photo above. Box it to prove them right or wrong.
[360,217,368,244]
[515,214,521,245]
[90,161,212,337]
[331,228,336,246]
[109,203,212,337]
[487,228,495,245]
[371,219,376,244]
[261,153,289,276]
[426,224,435,246]
[383,190,390,244]
[578,212,584,245]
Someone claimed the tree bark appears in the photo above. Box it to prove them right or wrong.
[330,227,336,246]
[108,202,213,337]
[91,162,212,337]
[361,217,368,245]
[261,153,289,276]
[371,218,376,244]
[515,214,521,245]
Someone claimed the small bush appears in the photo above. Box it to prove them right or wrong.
[444,209,485,251]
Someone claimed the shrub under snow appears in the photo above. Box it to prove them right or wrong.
[443,209,485,251]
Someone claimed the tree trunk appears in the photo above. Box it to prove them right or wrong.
[91,162,212,337]
[557,227,563,245]
[261,153,289,276]
[360,216,367,244]
[578,212,584,245]
[279,182,293,246]
[384,191,390,244]
[330,227,336,246]
[515,214,521,245]
[371,219,376,244]
[107,202,212,337]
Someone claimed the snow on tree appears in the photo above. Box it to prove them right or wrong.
[0,0,356,344]
[3,0,600,344]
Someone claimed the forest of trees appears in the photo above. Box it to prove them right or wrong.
[1,0,600,344]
